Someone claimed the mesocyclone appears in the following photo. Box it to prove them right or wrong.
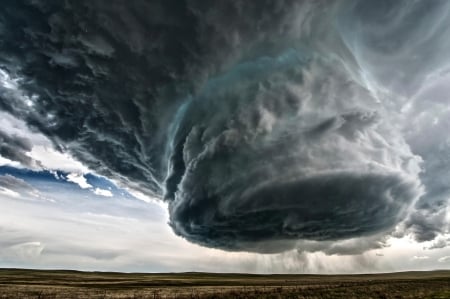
[1,0,449,252]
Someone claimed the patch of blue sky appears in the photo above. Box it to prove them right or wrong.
[0,166,134,200]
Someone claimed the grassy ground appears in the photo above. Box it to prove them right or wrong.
[0,269,449,298]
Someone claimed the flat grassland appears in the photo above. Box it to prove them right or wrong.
[0,269,449,299]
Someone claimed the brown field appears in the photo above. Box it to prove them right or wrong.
[0,269,449,299]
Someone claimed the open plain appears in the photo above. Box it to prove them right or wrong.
[0,269,449,299]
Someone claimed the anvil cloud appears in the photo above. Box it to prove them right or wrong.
[0,0,449,253]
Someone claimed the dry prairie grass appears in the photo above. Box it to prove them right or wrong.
[0,269,449,298]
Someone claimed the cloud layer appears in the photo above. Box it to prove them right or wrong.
[0,0,449,252]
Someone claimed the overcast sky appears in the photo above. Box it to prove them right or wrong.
[0,0,450,273]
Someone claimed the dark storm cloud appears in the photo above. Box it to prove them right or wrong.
[0,130,36,167]
[427,238,449,250]
[0,0,448,252]
[404,206,448,243]
[167,53,421,252]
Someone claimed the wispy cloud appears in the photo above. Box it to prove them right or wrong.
[438,256,450,263]
[66,173,92,189]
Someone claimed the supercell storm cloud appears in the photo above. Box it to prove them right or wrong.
[0,0,449,252]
